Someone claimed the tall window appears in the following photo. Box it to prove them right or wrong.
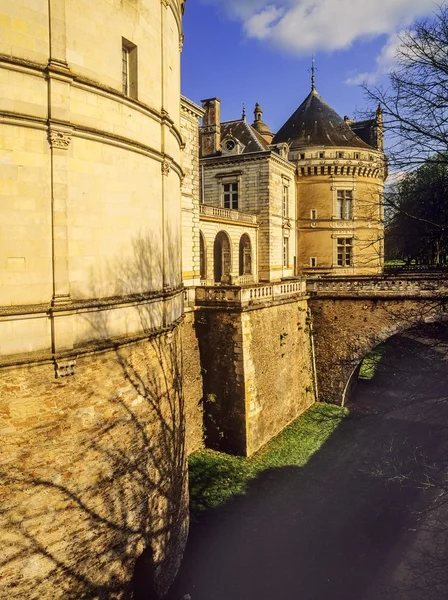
[239,234,252,275]
[223,182,238,209]
[122,38,138,98]
[283,237,289,268]
[200,232,206,280]
[336,189,353,219]
[337,238,353,266]
[282,185,289,217]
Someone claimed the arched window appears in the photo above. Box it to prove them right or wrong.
[214,231,231,283]
[199,232,206,280]
[239,234,252,276]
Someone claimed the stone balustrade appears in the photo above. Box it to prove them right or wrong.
[199,204,257,225]
[195,280,307,307]
[307,275,448,297]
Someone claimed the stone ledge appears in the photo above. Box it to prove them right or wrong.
[0,315,185,371]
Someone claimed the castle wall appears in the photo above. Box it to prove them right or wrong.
[309,294,448,404]
[181,97,204,287]
[200,153,296,282]
[181,310,204,455]
[198,218,258,285]
[0,327,188,600]
[0,0,185,357]
[0,2,189,597]
[296,149,384,276]
[195,297,315,456]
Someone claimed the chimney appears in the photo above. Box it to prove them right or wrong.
[200,98,221,157]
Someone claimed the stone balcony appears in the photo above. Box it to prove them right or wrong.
[195,280,307,308]
[199,204,257,225]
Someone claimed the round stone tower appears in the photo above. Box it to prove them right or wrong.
[0,1,188,598]
[272,84,386,276]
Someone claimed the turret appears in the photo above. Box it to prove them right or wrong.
[251,102,274,143]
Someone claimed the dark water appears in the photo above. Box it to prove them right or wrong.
[166,323,448,600]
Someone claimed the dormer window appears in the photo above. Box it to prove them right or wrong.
[300,153,305,160]
[222,137,243,155]
[337,152,344,159]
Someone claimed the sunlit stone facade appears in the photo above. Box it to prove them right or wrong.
[0,2,189,598]
[0,0,185,357]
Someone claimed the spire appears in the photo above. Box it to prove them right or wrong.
[311,54,316,91]
[242,103,246,120]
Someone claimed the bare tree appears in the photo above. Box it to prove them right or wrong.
[363,4,448,172]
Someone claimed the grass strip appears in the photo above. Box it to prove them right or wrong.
[359,346,385,380]
[188,402,347,518]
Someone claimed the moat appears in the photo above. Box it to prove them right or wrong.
[167,323,448,600]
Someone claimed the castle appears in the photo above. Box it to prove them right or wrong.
[0,1,386,598]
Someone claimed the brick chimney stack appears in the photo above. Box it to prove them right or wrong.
[200,98,221,157]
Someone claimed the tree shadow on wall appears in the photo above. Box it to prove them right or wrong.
[0,231,187,600]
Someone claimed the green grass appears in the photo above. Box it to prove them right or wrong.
[188,403,347,517]
[359,346,385,380]
[384,260,406,266]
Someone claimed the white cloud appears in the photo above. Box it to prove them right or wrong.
[204,0,435,55]
[345,32,403,85]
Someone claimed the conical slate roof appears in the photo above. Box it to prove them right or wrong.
[272,88,373,150]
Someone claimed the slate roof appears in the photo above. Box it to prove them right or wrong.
[272,89,374,150]
[221,119,269,153]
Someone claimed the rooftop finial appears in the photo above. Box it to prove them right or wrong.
[311,54,316,91]
[242,103,246,120]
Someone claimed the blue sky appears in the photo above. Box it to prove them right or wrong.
[181,0,439,131]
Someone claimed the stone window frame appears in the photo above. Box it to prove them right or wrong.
[122,37,138,99]
[283,236,289,268]
[310,256,317,267]
[281,176,290,218]
[199,230,207,280]
[332,234,355,267]
[216,172,243,211]
[332,182,356,220]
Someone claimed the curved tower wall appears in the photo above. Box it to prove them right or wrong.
[0,1,189,598]
[0,0,184,353]
[294,147,385,275]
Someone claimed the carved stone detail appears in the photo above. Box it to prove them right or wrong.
[54,357,76,378]
[179,33,184,51]
[48,128,72,150]
[161,0,170,7]
[161,159,171,176]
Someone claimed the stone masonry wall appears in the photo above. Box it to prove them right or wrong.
[243,298,315,455]
[0,326,188,600]
[181,98,203,287]
[181,310,204,455]
[195,298,316,456]
[309,296,448,404]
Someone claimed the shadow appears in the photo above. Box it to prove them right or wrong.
[166,323,448,600]
[0,231,189,599]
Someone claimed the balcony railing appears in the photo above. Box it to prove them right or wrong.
[306,275,448,296]
[195,280,307,307]
[199,204,257,225]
